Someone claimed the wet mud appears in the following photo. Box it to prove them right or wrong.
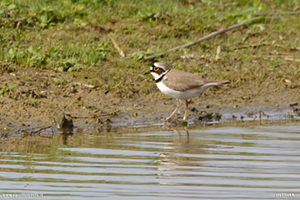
[0,66,300,139]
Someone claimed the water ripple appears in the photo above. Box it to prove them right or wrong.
[0,124,300,199]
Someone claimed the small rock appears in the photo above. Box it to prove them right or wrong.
[190,107,198,112]
[289,103,298,107]
[245,112,254,118]
[212,112,222,121]
[76,127,83,133]
[57,114,74,129]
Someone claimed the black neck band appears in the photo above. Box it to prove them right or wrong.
[155,70,170,83]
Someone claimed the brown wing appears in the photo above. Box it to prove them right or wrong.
[163,69,207,91]
[163,69,230,92]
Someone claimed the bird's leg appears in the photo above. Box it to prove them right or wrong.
[164,99,181,121]
[183,99,189,120]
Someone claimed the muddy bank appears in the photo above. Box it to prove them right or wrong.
[0,65,300,138]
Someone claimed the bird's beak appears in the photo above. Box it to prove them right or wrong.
[144,70,150,75]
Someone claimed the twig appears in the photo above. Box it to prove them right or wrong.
[259,110,262,125]
[51,126,55,137]
[109,35,125,57]
[254,11,300,16]
[274,44,300,51]
[234,42,268,49]
[235,43,300,51]
[283,79,292,84]
[285,57,300,62]
[251,55,286,59]
[251,55,300,62]
[73,82,95,88]
[144,17,265,61]
[16,21,21,29]
[32,126,52,134]
[216,45,221,60]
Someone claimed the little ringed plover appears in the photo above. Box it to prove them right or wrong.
[144,62,229,121]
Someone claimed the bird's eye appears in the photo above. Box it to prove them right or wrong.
[153,67,159,71]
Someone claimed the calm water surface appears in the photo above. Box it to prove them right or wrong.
[0,123,300,199]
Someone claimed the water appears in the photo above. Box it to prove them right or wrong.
[0,123,300,199]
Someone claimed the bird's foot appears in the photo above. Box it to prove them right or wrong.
[161,117,172,122]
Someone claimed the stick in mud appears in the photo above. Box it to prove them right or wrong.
[143,17,265,61]
[109,35,125,58]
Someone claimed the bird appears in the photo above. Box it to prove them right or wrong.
[144,62,229,121]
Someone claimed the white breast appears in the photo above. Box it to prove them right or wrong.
[156,81,203,99]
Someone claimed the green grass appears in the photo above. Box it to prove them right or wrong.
[0,0,300,98]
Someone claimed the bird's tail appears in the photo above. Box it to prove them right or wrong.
[204,80,230,86]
